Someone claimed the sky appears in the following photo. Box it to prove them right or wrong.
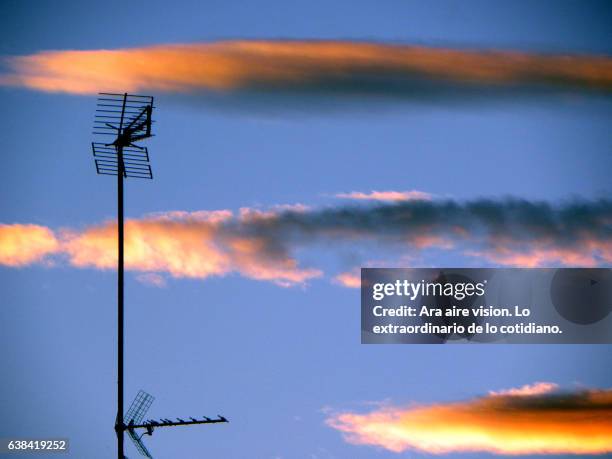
[0,1,611,458]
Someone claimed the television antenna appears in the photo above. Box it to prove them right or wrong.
[91,93,228,458]
[124,390,228,458]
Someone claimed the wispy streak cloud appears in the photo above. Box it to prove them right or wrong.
[335,190,432,202]
[1,197,611,285]
[326,384,612,455]
[489,381,559,397]
[2,41,612,100]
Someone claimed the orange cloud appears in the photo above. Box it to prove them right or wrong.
[1,198,610,284]
[2,41,612,96]
[333,270,361,288]
[326,385,612,455]
[0,224,59,266]
[333,255,421,288]
[61,217,231,277]
[470,234,612,267]
[335,190,432,202]
[59,213,321,286]
[0,212,320,286]
[489,382,559,397]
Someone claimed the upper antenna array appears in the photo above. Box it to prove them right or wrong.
[92,93,155,179]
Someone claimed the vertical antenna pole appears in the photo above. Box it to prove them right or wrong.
[92,92,159,456]
[115,92,128,459]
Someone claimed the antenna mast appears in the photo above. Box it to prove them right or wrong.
[92,92,156,458]
[91,93,228,458]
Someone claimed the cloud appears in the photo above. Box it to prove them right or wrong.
[234,197,612,268]
[333,270,361,288]
[326,385,612,455]
[489,382,559,397]
[58,212,321,286]
[467,238,612,267]
[333,255,421,288]
[335,190,432,202]
[0,224,59,266]
[1,197,610,285]
[1,41,611,103]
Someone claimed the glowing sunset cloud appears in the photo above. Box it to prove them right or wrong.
[335,190,432,202]
[58,212,321,286]
[333,270,361,288]
[326,385,612,455]
[2,41,612,97]
[0,224,59,267]
[489,381,558,397]
[0,197,610,285]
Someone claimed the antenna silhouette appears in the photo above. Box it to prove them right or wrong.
[92,92,155,458]
[124,390,228,458]
[91,93,228,458]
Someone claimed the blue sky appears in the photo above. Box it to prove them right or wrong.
[1,1,611,458]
